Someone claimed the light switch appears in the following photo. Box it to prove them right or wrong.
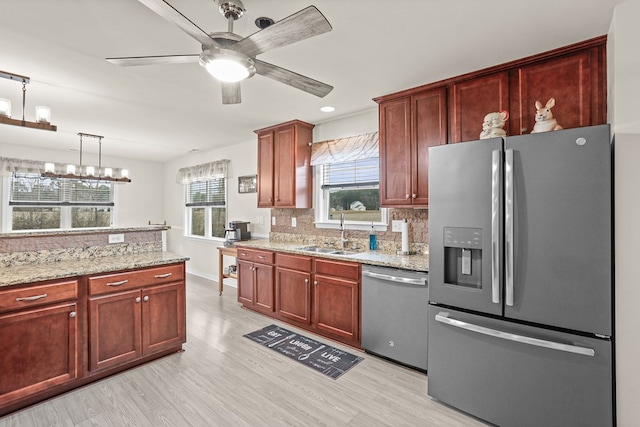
[271,216,276,226]
[291,217,297,227]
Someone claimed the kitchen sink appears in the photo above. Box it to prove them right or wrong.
[295,246,356,256]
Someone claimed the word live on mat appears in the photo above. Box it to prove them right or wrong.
[244,324,364,380]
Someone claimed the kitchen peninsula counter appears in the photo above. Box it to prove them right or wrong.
[1,251,188,288]
[235,239,429,272]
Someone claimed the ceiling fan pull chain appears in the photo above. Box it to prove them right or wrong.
[21,81,26,122]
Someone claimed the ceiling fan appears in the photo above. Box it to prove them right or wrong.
[106,0,334,104]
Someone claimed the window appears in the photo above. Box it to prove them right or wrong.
[185,177,227,238]
[315,157,387,228]
[7,173,114,231]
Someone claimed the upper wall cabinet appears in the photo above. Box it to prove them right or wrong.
[255,120,314,209]
[374,36,607,157]
[377,88,447,207]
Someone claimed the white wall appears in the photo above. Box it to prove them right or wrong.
[609,2,640,425]
[0,141,164,228]
[314,108,378,141]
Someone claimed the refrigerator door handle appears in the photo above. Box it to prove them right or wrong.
[505,148,514,306]
[435,312,596,357]
[491,149,501,304]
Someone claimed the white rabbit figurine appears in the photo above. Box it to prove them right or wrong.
[479,110,509,139]
[531,98,563,133]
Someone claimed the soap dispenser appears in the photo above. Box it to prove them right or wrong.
[369,223,377,250]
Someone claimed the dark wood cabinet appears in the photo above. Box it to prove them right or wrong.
[88,264,186,372]
[376,35,607,178]
[237,248,275,314]
[449,72,510,143]
[276,265,312,325]
[377,87,447,207]
[0,280,79,408]
[255,120,314,209]
[313,259,360,344]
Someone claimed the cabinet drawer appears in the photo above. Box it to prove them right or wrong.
[237,248,274,264]
[89,264,184,296]
[315,259,360,281]
[0,280,78,314]
[276,253,312,272]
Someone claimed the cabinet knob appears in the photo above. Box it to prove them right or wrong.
[314,280,318,286]
[412,193,417,199]
[521,127,528,133]
[135,297,141,303]
[304,279,309,284]
[69,311,76,318]
[143,296,149,302]
[405,194,410,199]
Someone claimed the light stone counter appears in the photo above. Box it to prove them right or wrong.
[1,251,189,287]
[235,239,429,272]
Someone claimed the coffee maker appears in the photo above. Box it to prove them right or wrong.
[224,221,251,246]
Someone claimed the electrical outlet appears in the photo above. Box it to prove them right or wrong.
[256,215,263,225]
[108,233,124,243]
[291,217,297,227]
[271,216,276,226]
[392,220,403,232]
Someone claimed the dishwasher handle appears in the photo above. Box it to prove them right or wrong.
[362,269,427,286]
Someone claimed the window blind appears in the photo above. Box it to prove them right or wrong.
[185,177,226,206]
[321,158,380,189]
[9,174,114,206]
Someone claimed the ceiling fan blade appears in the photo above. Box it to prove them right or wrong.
[221,82,241,104]
[233,6,332,58]
[254,59,333,98]
[106,54,200,66]
[137,0,219,48]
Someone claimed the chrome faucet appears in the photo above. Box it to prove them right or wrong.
[339,213,348,248]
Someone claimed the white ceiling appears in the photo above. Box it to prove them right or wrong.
[0,0,623,162]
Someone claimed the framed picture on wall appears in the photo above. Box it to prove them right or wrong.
[238,175,257,193]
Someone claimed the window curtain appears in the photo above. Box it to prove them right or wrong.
[310,132,379,166]
[0,157,45,177]
[176,159,230,184]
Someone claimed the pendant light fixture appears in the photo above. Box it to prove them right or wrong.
[41,133,131,183]
[0,70,57,132]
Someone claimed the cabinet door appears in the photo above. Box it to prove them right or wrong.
[237,259,255,306]
[512,50,599,135]
[412,88,447,205]
[257,131,275,208]
[449,72,510,143]
[253,263,275,314]
[89,290,142,371]
[313,274,359,342]
[0,302,78,406]
[379,97,412,206]
[275,267,311,325]
[141,282,186,355]
[273,125,296,207]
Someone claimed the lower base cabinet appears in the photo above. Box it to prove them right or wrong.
[0,262,186,417]
[238,250,361,347]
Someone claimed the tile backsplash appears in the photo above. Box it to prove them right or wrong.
[269,208,428,253]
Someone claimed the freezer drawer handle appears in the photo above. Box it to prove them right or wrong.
[362,270,427,286]
[435,312,595,357]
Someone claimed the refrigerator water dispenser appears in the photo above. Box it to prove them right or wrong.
[443,227,482,289]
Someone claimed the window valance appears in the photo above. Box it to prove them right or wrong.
[0,157,45,177]
[176,159,230,184]
[310,132,379,166]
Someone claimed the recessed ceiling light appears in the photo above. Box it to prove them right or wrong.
[320,106,335,112]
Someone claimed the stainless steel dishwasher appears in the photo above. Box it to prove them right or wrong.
[361,265,429,371]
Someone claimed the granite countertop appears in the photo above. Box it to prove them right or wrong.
[1,251,189,288]
[235,239,429,272]
[0,226,170,240]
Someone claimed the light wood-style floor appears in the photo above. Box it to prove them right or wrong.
[0,274,488,426]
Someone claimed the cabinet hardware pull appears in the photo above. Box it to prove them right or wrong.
[258,255,266,259]
[314,281,318,285]
[405,194,410,199]
[69,311,76,318]
[135,297,141,303]
[15,293,48,302]
[304,279,309,284]
[106,280,128,287]
[240,252,248,256]
[412,193,417,198]
[154,273,172,278]
[143,296,149,302]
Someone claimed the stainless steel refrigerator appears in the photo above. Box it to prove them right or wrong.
[427,125,613,427]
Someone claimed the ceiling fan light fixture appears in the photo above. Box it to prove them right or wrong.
[201,49,255,83]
